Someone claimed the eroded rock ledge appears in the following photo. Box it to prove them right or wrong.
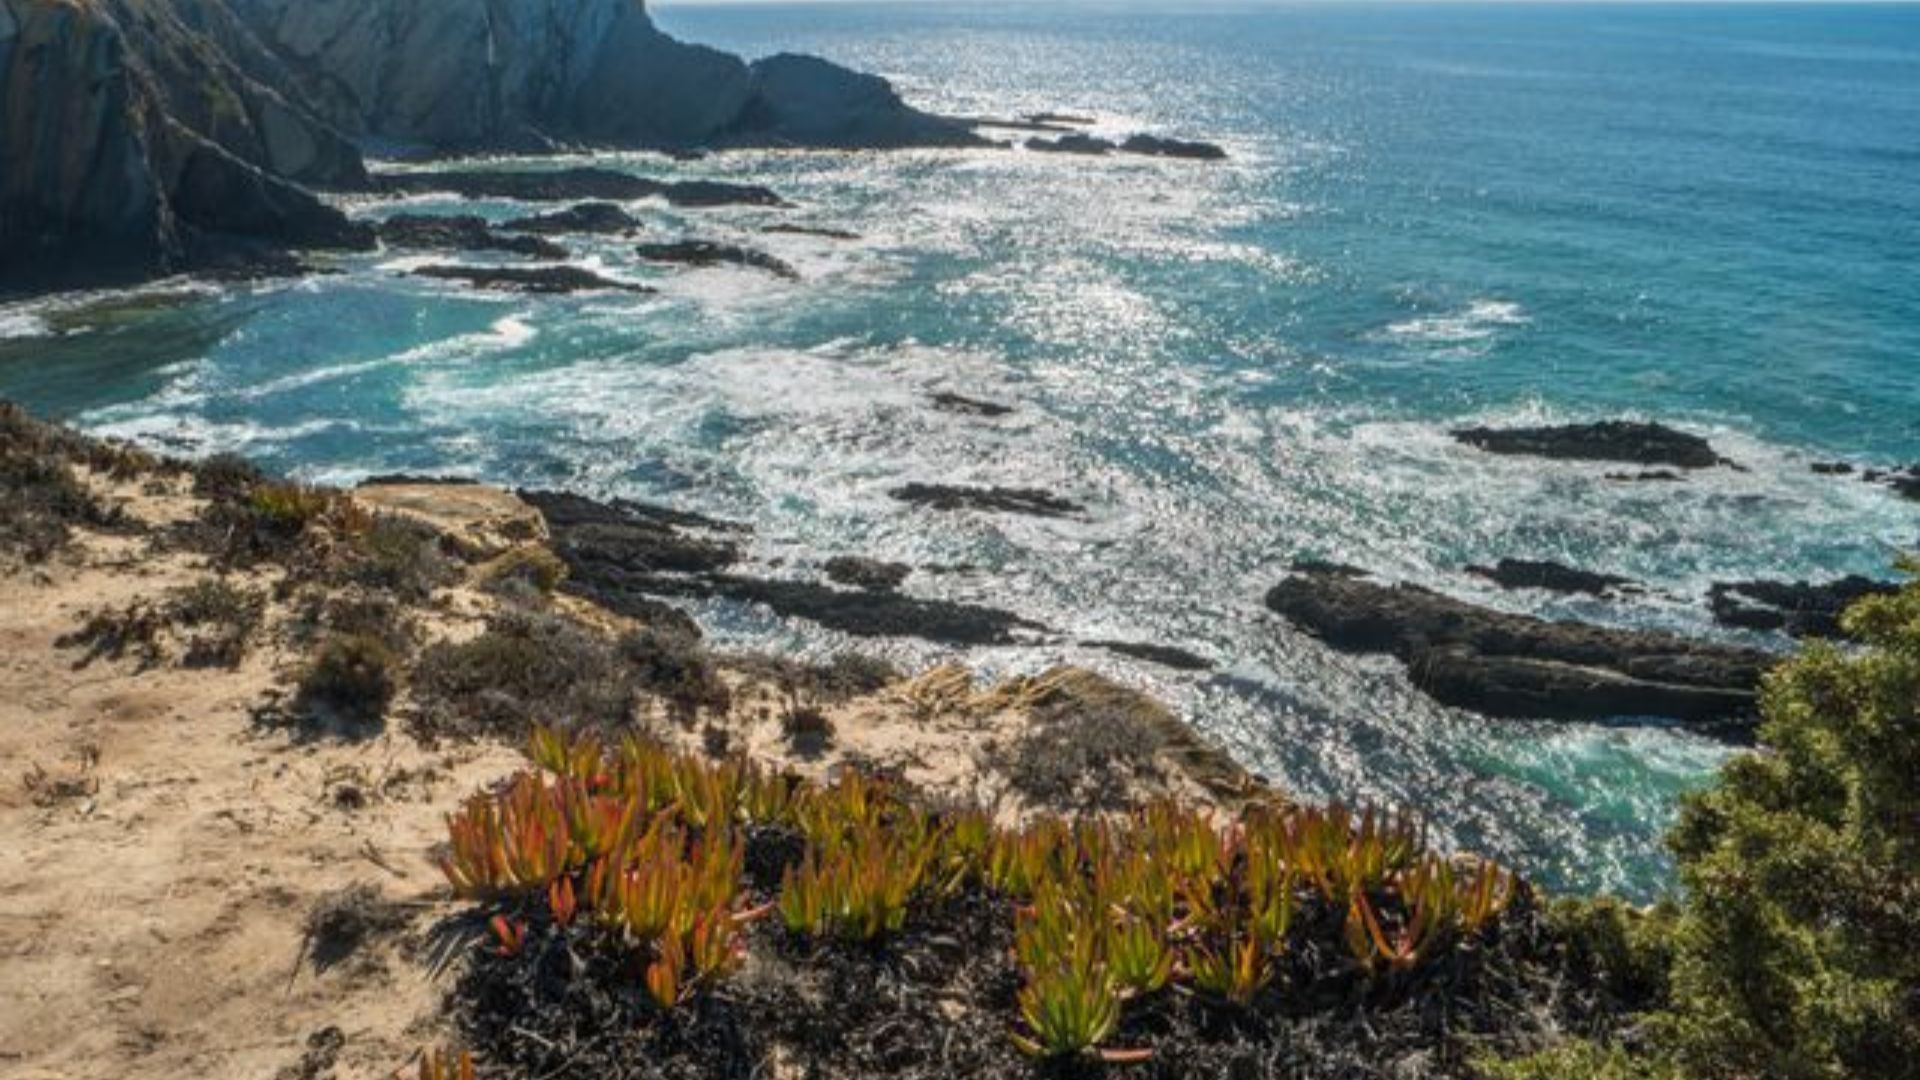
[1267,564,1770,733]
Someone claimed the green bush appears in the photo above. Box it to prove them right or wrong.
[1491,563,1920,1079]
[300,633,399,723]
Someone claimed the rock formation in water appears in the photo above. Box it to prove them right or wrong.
[0,0,982,291]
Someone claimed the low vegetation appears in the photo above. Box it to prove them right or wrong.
[298,632,400,726]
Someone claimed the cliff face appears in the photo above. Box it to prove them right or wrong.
[227,0,980,152]
[0,0,372,291]
[0,0,978,293]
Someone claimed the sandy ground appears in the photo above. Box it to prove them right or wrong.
[0,469,1255,1079]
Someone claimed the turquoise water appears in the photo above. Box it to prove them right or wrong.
[4,3,1917,900]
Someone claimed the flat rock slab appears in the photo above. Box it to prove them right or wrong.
[1452,420,1730,470]
[412,265,652,295]
[352,484,546,558]
[378,168,791,208]
[1267,565,1772,732]
[1708,576,1898,639]
[891,483,1085,518]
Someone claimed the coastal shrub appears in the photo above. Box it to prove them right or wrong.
[412,610,637,738]
[990,700,1168,812]
[0,403,128,561]
[332,513,458,602]
[170,577,267,668]
[299,632,399,724]
[190,452,264,502]
[303,882,411,975]
[619,625,732,723]
[1492,564,1920,1079]
[479,545,569,599]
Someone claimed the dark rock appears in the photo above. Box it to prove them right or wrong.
[891,483,1085,519]
[1452,420,1730,470]
[523,488,1040,646]
[1026,112,1096,126]
[1288,558,1370,579]
[377,169,790,209]
[728,53,988,150]
[501,203,644,236]
[761,223,860,241]
[1027,134,1116,156]
[1266,565,1772,731]
[1810,461,1856,476]
[1467,558,1640,598]
[930,392,1015,418]
[411,265,652,295]
[823,556,912,592]
[1861,465,1920,501]
[357,475,478,487]
[634,240,798,280]
[1605,470,1685,482]
[1119,134,1229,161]
[377,215,565,259]
[1083,640,1215,672]
[1707,576,1898,639]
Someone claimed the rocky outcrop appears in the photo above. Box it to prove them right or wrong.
[377,168,790,208]
[1120,134,1228,160]
[1083,640,1215,672]
[725,53,983,150]
[1467,558,1640,598]
[762,223,859,241]
[522,489,1043,647]
[1267,565,1772,732]
[634,240,797,280]
[930,392,1015,418]
[1707,576,1898,639]
[1453,421,1731,470]
[503,203,644,236]
[378,215,565,259]
[411,264,651,294]
[0,0,372,291]
[822,556,911,592]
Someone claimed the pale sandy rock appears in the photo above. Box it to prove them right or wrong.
[352,483,547,559]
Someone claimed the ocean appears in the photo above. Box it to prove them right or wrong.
[3,2,1916,900]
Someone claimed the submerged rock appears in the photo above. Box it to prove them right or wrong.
[1083,640,1215,672]
[891,483,1085,519]
[1453,420,1731,470]
[1026,112,1097,126]
[761,223,860,241]
[929,392,1015,418]
[1707,576,1898,639]
[1267,565,1771,731]
[1467,559,1640,598]
[1861,465,1920,501]
[377,169,790,209]
[634,240,798,280]
[377,215,565,259]
[411,265,652,295]
[501,203,644,236]
[822,556,912,592]
[1119,134,1229,161]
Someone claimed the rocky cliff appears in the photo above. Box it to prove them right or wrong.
[1,0,979,293]
[0,0,372,291]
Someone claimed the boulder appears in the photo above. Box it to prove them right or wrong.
[1452,420,1730,469]
[1707,576,1898,639]
[411,264,651,295]
[634,240,798,280]
[378,215,566,259]
[891,483,1085,519]
[1266,565,1772,731]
